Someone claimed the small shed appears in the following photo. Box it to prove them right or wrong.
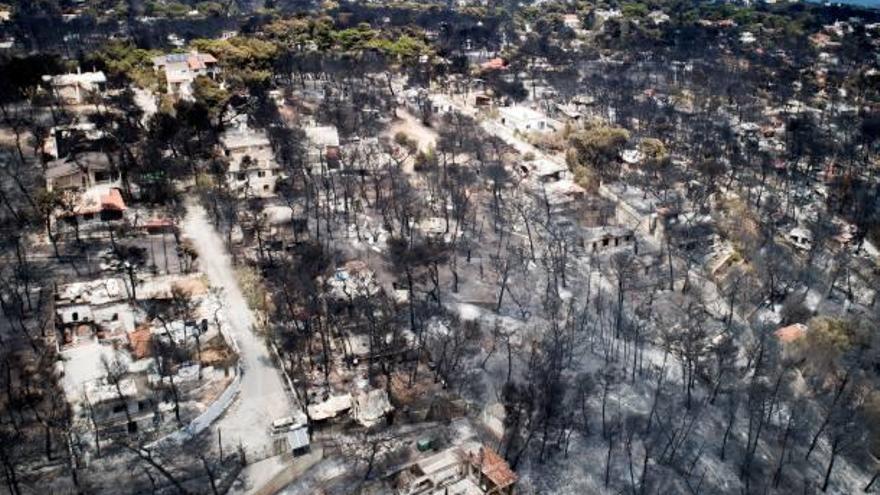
[142,218,176,235]
[286,426,311,457]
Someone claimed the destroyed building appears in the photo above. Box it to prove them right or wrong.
[42,69,106,104]
[221,121,282,198]
[393,441,517,495]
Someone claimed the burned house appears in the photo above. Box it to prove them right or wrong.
[393,441,517,495]
[554,103,582,125]
[42,121,107,160]
[418,217,449,244]
[304,124,341,174]
[599,183,662,241]
[55,278,136,348]
[581,226,636,253]
[64,187,127,227]
[326,260,381,308]
[259,204,309,250]
[539,180,587,218]
[520,158,569,183]
[220,121,282,198]
[41,69,106,105]
[46,153,127,231]
[498,105,559,134]
[661,212,717,252]
[352,388,394,428]
[56,273,232,446]
[787,227,813,251]
[307,393,353,424]
[46,152,120,192]
[78,372,159,437]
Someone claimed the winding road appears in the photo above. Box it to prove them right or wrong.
[181,201,293,459]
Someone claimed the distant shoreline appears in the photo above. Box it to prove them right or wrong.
[805,0,880,9]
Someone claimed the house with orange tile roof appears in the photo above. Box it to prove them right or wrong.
[63,186,126,225]
[464,444,517,494]
[46,152,129,234]
[152,51,219,99]
[393,440,517,495]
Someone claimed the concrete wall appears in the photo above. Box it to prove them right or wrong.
[49,171,87,191]
[149,320,243,448]
[599,184,660,241]
[229,168,280,198]
[150,366,242,447]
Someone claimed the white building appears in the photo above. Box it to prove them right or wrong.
[498,106,559,134]
[393,440,517,495]
[220,122,281,198]
[55,278,136,347]
[42,70,107,104]
[562,14,581,30]
[43,121,106,159]
[648,10,670,25]
[152,51,218,99]
[46,153,128,230]
[304,124,341,174]
[46,152,119,192]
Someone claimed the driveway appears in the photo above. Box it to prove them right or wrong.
[181,202,294,458]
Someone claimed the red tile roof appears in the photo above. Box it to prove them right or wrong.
[143,217,175,228]
[481,58,508,71]
[71,187,126,215]
[775,323,807,343]
[187,53,217,71]
[101,188,126,211]
[128,325,153,359]
[187,56,205,71]
[471,447,517,488]
[326,146,340,161]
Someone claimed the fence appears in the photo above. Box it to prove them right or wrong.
[251,447,324,495]
[147,365,242,449]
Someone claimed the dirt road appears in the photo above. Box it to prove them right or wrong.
[181,202,294,459]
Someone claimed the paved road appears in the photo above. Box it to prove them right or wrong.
[181,202,293,458]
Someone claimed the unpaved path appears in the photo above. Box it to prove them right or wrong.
[181,202,293,459]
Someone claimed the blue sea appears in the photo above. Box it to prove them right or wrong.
[810,0,880,7]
